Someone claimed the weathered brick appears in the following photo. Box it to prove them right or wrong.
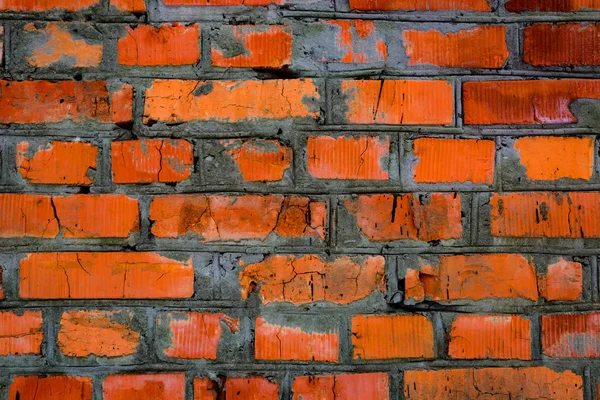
[20,252,194,299]
[255,315,339,362]
[143,79,320,124]
[157,312,238,359]
[220,139,292,182]
[0,0,99,12]
[110,0,146,12]
[194,378,219,400]
[448,315,531,360]
[490,192,600,238]
[0,310,43,356]
[542,312,600,357]
[58,310,140,358]
[0,80,133,125]
[506,0,600,12]
[341,80,453,125]
[162,0,279,5]
[513,136,594,181]
[239,254,385,305]
[307,136,389,180]
[319,20,386,64]
[349,0,492,11]
[103,374,185,400]
[17,141,98,185]
[223,377,279,399]
[111,139,194,184]
[525,23,600,67]
[0,194,59,238]
[9,376,93,400]
[351,314,434,359]
[292,372,389,400]
[412,138,495,184]
[118,24,200,66]
[211,25,292,68]
[404,367,583,399]
[345,193,462,242]
[538,258,583,301]
[463,80,600,125]
[403,26,508,68]
[150,194,326,241]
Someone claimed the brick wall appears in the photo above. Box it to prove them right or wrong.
[0,0,599,399]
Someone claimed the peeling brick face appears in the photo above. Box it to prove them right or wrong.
[221,139,292,181]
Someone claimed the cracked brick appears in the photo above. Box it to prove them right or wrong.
[0,310,43,356]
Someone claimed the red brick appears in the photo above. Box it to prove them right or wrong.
[103,374,185,400]
[143,79,319,124]
[194,378,219,400]
[349,0,492,11]
[463,80,600,125]
[307,136,389,180]
[345,193,462,242]
[525,23,600,67]
[17,141,97,185]
[292,372,389,400]
[239,254,385,305]
[448,315,531,360]
[162,0,280,5]
[491,192,600,238]
[404,367,583,399]
[58,310,140,358]
[111,0,146,12]
[351,314,434,360]
[514,136,594,181]
[220,139,292,182]
[0,0,99,11]
[212,25,292,68]
[150,194,326,241]
[341,80,453,125]
[224,377,279,400]
[403,26,508,68]
[255,316,339,362]
[542,312,600,357]
[20,252,194,299]
[539,258,583,301]
[406,254,538,303]
[506,0,600,12]
[111,139,194,184]
[0,80,133,125]
[9,376,93,400]
[24,22,103,68]
[118,24,200,66]
[412,138,495,184]
[0,310,43,356]
[158,312,238,359]
[322,20,386,63]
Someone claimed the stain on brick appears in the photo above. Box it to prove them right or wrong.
[0,310,43,356]
[103,374,185,400]
[9,376,93,400]
[223,377,279,400]
[292,372,389,400]
[194,377,220,400]
[525,23,600,67]
[221,139,292,181]
[323,20,386,63]
[349,0,492,11]
[110,0,146,12]
[542,312,600,358]
[506,0,600,12]
[538,258,583,301]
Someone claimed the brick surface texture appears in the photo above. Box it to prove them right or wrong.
[0,0,599,399]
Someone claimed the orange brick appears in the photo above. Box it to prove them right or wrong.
[543,312,600,357]
[143,79,319,124]
[525,23,600,66]
[514,136,594,181]
[17,141,97,185]
[322,20,387,63]
[538,258,583,301]
[20,252,194,299]
[162,0,279,5]
[448,315,531,360]
[341,80,453,125]
[292,373,389,400]
[150,194,326,241]
[103,374,185,400]
[194,378,219,400]
[403,26,508,68]
[506,0,600,11]
[221,139,292,182]
[412,138,495,183]
[239,255,385,305]
[118,24,200,66]
[491,192,600,238]
[406,254,539,303]
[307,136,389,180]
[212,25,292,68]
[0,310,43,356]
[351,314,434,359]
[0,0,99,11]
[0,194,58,238]
[224,377,279,400]
[158,312,238,359]
[255,315,339,362]
[0,80,132,125]
[404,367,583,399]
[463,80,600,125]
[24,22,103,68]
[9,376,93,400]
[58,310,140,358]
[345,193,462,242]
[110,0,146,12]
[111,139,194,184]
[349,0,492,11]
